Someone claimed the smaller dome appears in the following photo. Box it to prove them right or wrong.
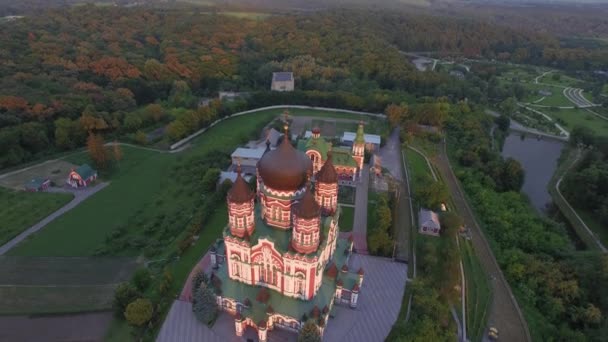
[316,152,338,184]
[295,186,320,219]
[228,169,254,203]
[312,127,321,135]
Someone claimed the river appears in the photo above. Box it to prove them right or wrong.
[501,133,565,212]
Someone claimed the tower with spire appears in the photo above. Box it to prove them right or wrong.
[291,179,321,254]
[352,121,365,172]
[315,152,339,215]
[227,165,255,238]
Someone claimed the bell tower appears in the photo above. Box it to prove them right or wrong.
[352,121,365,172]
[315,152,338,216]
[227,165,255,238]
[291,181,321,254]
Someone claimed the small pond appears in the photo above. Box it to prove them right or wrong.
[501,133,565,212]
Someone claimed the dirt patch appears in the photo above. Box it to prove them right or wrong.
[0,311,113,342]
[0,160,78,190]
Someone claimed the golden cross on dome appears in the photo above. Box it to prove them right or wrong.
[236,157,242,173]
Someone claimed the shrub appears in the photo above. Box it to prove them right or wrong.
[298,320,321,342]
[113,283,141,318]
[132,268,152,291]
[124,298,153,327]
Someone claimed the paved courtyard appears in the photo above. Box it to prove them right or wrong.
[157,254,407,342]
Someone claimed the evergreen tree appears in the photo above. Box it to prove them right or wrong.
[192,282,217,325]
[298,320,321,342]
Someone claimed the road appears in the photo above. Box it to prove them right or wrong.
[378,129,412,261]
[351,167,370,254]
[0,182,109,255]
[563,87,597,108]
[433,140,531,342]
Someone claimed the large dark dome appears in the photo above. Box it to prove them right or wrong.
[258,137,312,191]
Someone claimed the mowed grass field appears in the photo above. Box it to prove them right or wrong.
[0,187,73,246]
[8,147,171,256]
[546,107,608,136]
[0,256,138,314]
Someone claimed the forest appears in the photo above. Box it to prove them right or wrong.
[446,105,607,341]
[562,128,608,228]
[1,5,607,169]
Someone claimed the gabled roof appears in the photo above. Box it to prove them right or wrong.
[272,72,293,82]
[24,177,48,190]
[419,209,440,228]
[297,135,331,160]
[74,164,96,180]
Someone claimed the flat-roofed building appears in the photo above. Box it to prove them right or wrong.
[271,72,294,92]
[231,147,267,168]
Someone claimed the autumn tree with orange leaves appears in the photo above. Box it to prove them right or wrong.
[87,133,110,170]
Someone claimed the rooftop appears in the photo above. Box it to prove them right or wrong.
[272,72,294,82]
[342,132,381,145]
[419,208,440,226]
[297,136,331,161]
[74,164,96,180]
[231,147,266,160]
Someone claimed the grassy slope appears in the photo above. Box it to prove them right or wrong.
[9,110,279,257]
[8,147,171,256]
[0,188,73,246]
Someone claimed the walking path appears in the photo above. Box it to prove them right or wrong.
[485,109,569,141]
[554,149,607,252]
[352,167,370,254]
[0,182,109,255]
[378,129,413,261]
[433,139,530,342]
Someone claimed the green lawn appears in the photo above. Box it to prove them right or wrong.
[538,73,585,88]
[404,148,432,186]
[287,108,381,119]
[339,205,355,232]
[546,107,608,136]
[8,147,172,256]
[460,238,492,342]
[0,187,73,246]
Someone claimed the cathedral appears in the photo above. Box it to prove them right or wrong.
[209,125,365,341]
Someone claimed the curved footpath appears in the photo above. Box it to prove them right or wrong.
[434,139,531,342]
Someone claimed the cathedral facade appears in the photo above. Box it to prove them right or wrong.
[209,126,364,341]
